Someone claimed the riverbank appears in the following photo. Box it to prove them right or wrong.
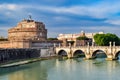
[0,56,57,68]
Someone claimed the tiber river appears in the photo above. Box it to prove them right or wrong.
[0,56,120,80]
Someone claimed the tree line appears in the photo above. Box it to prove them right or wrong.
[0,36,8,41]
[94,33,120,46]
[76,33,120,46]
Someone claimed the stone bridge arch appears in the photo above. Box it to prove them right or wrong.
[55,47,72,58]
[92,50,107,58]
[113,49,120,59]
[57,50,67,56]
[72,49,85,58]
[90,46,109,58]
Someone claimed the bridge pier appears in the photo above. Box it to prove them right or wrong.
[106,54,119,60]
[84,54,92,60]
[84,54,96,60]
[84,54,119,60]
[67,53,72,59]
[106,54,114,60]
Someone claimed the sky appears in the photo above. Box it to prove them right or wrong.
[1,0,120,38]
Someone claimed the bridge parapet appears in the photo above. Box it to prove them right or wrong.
[91,46,109,48]
[115,46,120,48]
[90,46,110,50]
[72,46,88,49]
[56,46,70,49]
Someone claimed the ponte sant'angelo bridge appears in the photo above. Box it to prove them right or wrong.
[55,42,120,60]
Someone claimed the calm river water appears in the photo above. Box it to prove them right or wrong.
[0,58,120,80]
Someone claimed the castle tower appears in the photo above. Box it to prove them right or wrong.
[8,19,47,41]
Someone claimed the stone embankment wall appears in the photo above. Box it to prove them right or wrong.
[0,48,40,63]
[40,47,56,57]
[0,47,56,63]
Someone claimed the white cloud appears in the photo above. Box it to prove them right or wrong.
[6,4,17,10]
[1,2,120,19]
[105,20,120,25]
[29,1,120,18]
[0,26,11,31]
[0,26,11,37]
[0,4,23,11]
[53,16,70,21]
[1,1,120,37]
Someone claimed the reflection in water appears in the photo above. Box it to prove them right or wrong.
[8,65,47,80]
[1,58,120,80]
[0,61,49,80]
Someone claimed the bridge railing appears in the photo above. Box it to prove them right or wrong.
[90,46,109,48]
[55,46,111,49]
[72,46,88,48]
[55,46,71,49]
[114,46,120,48]
[55,45,120,49]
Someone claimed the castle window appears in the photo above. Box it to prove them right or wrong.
[38,26,42,30]
[40,33,42,36]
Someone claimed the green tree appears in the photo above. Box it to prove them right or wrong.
[67,41,74,45]
[0,36,8,41]
[94,33,120,46]
[77,36,89,40]
[47,38,58,40]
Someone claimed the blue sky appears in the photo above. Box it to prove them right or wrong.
[1,0,120,37]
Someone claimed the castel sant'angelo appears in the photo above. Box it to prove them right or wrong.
[0,18,60,48]
[8,19,47,41]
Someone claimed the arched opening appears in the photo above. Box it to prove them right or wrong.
[115,51,120,60]
[92,50,107,59]
[58,50,67,57]
[73,50,85,58]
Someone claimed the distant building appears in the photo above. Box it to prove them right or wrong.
[0,19,61,48]
[57,31,104,46]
